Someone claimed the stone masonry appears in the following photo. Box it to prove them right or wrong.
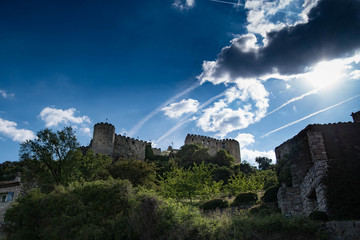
[184,134,241,163]
[90,122,151,160]
[0,174,22,224]
[276,112,360,217]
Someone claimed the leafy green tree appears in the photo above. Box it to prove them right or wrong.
[0,161,23,181]
[174,144,211,168]
[20,127,79,191]
[69,149,112,182]
[159,163,222,202]
[239,160,257,174]
[255,157,272,171]
[109,158,157,187]
[211,149,236,167]
[211,165,233,184]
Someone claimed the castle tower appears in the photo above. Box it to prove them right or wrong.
[225,139,241,163]
[91,122,115,156]
[184,134,241,163]
[351,111,360,123]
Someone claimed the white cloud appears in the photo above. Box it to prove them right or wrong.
[39,107,90,127]
[235,133,255,148]
[241,148,276,165]
[0,89,15,99]
[162,98,199,118]
[196,78,269,137]
[0,118,35,142]
[172,0,195,10]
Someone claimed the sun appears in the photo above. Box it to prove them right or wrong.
[305,60,346,89]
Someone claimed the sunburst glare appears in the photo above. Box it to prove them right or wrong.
[305,60,347,88]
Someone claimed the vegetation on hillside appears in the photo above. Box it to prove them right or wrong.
[1,127,329,239]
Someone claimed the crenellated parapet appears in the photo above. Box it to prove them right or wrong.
[90,123,150,160]
[185,134,241,163]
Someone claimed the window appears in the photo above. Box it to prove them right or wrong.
[222,143,226,149]
[0,194,6,203]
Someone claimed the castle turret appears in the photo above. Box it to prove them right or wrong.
[91,122,115,156]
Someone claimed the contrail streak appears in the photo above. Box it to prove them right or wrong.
[128,81,201,137]
[266,88,320,117]
[263,93,360,137]
[155,91,227,144]
[210,0,243,6]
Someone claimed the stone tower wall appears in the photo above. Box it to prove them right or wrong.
[92,123,115,156]
[184,134,241,163]
[90,122,150,160]
[113,135,150,160]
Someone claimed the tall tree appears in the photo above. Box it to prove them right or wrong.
[255,157,272,171]
[20,127,79,191]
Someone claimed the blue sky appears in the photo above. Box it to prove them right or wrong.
[1,0,360,165]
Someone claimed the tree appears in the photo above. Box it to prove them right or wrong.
[255,157,272,171]
[159,163,222,202]
[174,144,211,168]
[0,161,23,181]
[109,158,156,187]
[239,160,257,174]
[211,149,236,167]
[20,127,79,191]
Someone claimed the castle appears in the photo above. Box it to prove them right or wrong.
[89,122,241,162]
[276,111,360,217]
[90,122,151,160]
[185,134,241,163]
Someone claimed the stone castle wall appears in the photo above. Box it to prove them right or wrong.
[276,121,360,217]
[0,176,22,223]
[90,122,151,160]
[184,134,241,163]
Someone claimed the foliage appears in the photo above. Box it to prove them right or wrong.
[261,186,279,203]
[0,161,23,181]
[109,158,156,187]
[249,203,281,216]
[225,171,265,195]
[309,211,328,221]
[211,166,233,184]
[255,157,272,171]
[159,163,222,202]
[20,127,79,192]
[239,161,256,174]
[211,149,236,168]
[231,214,324,240]
[325,156,360,220]
[275,154,292,187]
[4,179,134,240]
[201,199,229,211]
[174,144,211,168]
[232,192,258,206]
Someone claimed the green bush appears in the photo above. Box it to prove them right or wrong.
[249,204,281,216]
[232,192,258,206]
[261,186,279,203]
[201,199,229,211]
[309,211,328,221]
[231,214,324,240]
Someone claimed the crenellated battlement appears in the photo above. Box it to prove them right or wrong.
[185,133,241,163]
[90,123,150,160]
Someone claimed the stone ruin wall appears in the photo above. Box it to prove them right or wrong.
[184,134,241,163]
[0,176,22,223]
[276,122,360,217]
[90,122,151,160]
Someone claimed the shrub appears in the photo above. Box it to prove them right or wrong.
[232,192,258,206]
[309,211,328,221]
[201,199,229,211]
[261,186,279,203]
[249,204,281,216]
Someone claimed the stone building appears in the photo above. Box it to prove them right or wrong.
[0,173,22,224]
[90,122,151,160]
[276,112,360,217]
[184,134,241,163]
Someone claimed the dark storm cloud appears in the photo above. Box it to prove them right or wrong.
[210,0,360,79]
